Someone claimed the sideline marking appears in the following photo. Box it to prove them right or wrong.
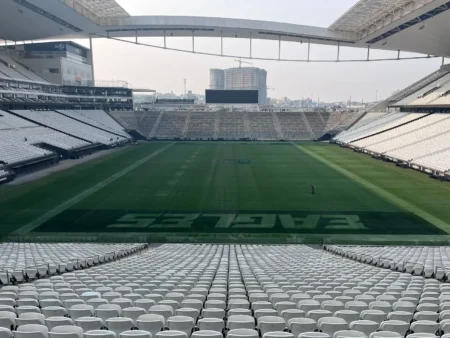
[13,143,175,235]
[293,143,450,234]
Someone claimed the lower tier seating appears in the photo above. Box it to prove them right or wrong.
[0,244,447,338]
[113,111,360,141]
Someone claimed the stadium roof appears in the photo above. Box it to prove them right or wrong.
[330,0,419,34]
[2,0,450,58]
[67,0,130,18]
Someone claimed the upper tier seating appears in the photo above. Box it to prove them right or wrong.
[0,54,49,84]
[2,244,446,338]
[388,64,450,104]
[396,73,450,106]
[12,111,128,146]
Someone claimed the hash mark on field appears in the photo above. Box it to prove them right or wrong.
[168,180,178,185]
[175,171,184,176]
[182,165,189,169]
[13,143,175,235]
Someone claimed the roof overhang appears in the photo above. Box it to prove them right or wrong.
[2,0,450,58]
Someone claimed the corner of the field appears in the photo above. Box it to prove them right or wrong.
[292,142,450,235]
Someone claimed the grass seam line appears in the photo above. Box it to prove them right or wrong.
[293,143,450,235]
[12,143,175,235]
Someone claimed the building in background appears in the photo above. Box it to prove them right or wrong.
[13,41,94,86]
[210,69,225,90]
[210,67,267,104]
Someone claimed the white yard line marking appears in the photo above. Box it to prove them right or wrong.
[13,143,175,235]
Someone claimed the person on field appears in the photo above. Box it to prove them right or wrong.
[311,185,315,195]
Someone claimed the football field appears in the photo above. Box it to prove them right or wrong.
[1,141,450,244]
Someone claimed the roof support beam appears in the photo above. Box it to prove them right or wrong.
[337,42,340,62]
[307,39,311,62]
[250,33,252,58]
[278,35,281,60]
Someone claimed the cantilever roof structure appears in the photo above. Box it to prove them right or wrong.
[330,0,417,33]
[2,0,450,58]
[60,0,130,18]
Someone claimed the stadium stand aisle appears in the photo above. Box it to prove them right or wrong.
[217,112,248,140]
[1,244,449,338]
[109,112,139,132]
[247,112,278,140]
[326,245,450,280]
[153,112,188,139]
[276,112,314,140]
[185,112,216,139]
[140,112,162,138]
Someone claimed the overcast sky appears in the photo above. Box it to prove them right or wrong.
[86,0,443,102]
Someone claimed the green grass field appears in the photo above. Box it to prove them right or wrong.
[1,141,450,244]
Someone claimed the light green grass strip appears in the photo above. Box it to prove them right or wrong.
[13,142,175,235]
[294,143,450,234]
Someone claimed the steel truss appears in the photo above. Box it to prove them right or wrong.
[94,32,442,63]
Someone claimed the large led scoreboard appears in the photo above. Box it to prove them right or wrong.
[206,90,259,104]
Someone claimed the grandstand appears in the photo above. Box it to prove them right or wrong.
[333,110,450,175]
[0,244,449,338]
[109,110,359,141]
[5,5,450,338]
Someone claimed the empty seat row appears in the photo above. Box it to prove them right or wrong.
[2,244,450,338]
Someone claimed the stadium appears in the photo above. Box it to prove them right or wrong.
[2,0,450,338]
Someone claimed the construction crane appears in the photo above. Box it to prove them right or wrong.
[235,58,253,68]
